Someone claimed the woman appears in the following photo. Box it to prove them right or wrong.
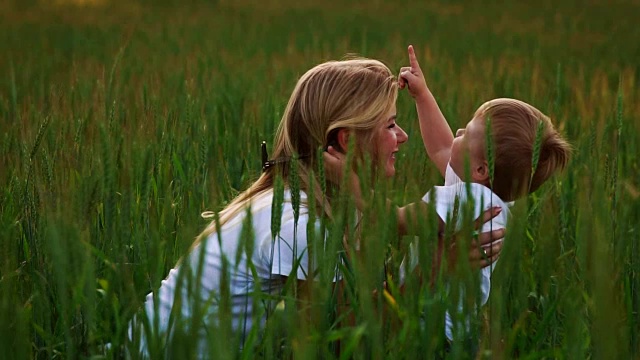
[128,58,503,357]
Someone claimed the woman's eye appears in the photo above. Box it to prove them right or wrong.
[388,123,396,129]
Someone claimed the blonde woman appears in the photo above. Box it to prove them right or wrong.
[128,58,504,357]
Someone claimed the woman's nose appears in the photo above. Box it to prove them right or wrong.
[396,125,408,144]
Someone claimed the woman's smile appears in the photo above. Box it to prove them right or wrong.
[375,104,408,177]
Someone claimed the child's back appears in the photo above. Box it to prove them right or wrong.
[423,161,509,342]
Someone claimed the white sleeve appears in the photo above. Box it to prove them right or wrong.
[270,214,311,280]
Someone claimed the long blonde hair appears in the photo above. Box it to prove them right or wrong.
[195,58,398,243]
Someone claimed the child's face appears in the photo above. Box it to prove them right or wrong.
[450,115,486,181]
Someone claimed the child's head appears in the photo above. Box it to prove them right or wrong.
[450,98,571,201]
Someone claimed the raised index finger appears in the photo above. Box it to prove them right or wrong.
[408,45,421,72]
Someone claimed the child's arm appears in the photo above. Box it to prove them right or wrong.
[398,45,454,177]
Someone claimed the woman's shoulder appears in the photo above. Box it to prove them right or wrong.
[243,188,311,228]
[249,188,310,211]
[203,188,314,250]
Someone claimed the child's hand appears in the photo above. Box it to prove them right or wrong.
[398,45,429,100]
[323,146,348,185]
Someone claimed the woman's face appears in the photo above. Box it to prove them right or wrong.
[373,103,408,178]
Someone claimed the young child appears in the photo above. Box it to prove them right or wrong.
[398,45,571,343]
[323,45,570,346]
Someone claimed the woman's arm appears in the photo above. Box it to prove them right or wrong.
[323,148,503,270]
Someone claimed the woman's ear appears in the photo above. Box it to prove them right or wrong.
[336,128,350,153]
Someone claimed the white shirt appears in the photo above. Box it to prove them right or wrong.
[423,163,510,341]
[129,189,329,356]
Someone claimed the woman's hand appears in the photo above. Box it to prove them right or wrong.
[323,147,365,211]
[323,146,348,185]
[438,206,505,272]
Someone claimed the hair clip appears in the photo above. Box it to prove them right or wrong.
[262,141,274,172]
[261,141,310,172]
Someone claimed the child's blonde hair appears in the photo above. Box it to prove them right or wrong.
[476,98,571,202]
[195,58,398,243]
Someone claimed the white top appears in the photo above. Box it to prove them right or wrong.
[422,163,510,341]
[129,189,329,356]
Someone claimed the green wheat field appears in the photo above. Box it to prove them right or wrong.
[1,0,639,358]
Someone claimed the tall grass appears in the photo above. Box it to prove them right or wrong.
[1,0,639,358]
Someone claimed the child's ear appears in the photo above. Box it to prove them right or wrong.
[473,161,490,184]
[337,128,350,153]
